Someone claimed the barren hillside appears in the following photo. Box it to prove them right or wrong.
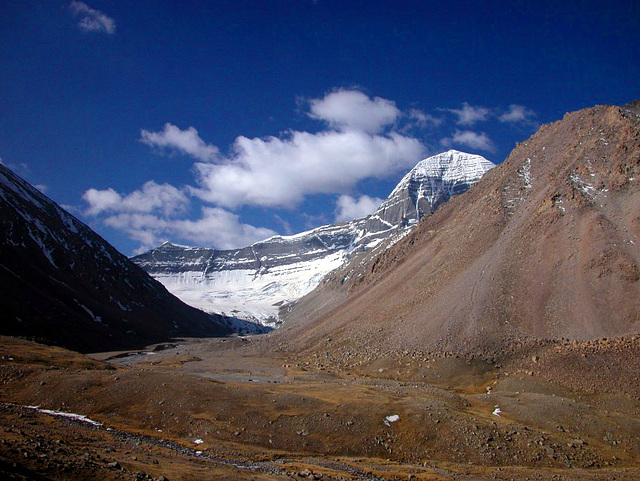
[275,102,640,357]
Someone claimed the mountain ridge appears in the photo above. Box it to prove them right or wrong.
[271,102,640,356]
[133,150,495,326]
[0,162,232,352]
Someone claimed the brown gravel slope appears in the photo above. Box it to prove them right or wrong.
[275,101,640,356]
[3,336,640,480]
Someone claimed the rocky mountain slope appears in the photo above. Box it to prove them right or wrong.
[0,163,232,352]
[133,150,495,327]
[275,101,640,356]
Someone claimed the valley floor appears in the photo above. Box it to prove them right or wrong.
[0,335,639,480]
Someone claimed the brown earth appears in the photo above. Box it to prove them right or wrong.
[1,335,639,480]
[274,102,640,357]
[2,103,640,480]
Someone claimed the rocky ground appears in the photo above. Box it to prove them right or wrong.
[0,335,639,480]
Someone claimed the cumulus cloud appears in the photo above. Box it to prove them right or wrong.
[82,182,275,252]
[447,102,491,126]
[408,109,442,127]
[86,89,430,252]
[139,91,425,211]
[191,129,425,209]
[499,104,537,124]
[307,89,401,134]
[103,208,277,253]
[103,213,164,251]
[334,194,383,222]
[140,123,220,162]
[70,1,116,35]
[170,208,277,249]
[441,130,495,152]
[82,181,189,216]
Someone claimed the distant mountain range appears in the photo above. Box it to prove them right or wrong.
[132,150,495,327]
[0,162,233,352]
[274,101,640,356]
[3,101,638,358]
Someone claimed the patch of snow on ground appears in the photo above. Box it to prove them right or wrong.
[570,174,598,199]
[26,406,103,426]
[156,249,349,327]
[27,229,57,268]
[111,297,131,311]
[384,414,400,426]
[519,158,532,189]
[76,301,103,324]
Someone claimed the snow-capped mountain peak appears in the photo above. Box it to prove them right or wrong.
[133,151,495,327]
[368,150,495,231]
[400,150,496,189]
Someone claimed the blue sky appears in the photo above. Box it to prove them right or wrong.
[1,1,638,255]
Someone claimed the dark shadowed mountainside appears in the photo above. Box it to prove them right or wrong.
[0,163,231,352]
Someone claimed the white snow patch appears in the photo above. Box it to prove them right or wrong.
[492,406,502,417]
[25,406,102,426]
[76,301,103,324]
[519,158,532,189]
[27,230,58,268]
[154,248,350,327]
[193,439,204,445]
[384,414,400,426]
[112,298,131,311]
[570,174,598,199]
[57,208,79,234]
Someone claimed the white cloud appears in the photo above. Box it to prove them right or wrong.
[308,89,400,134]
[447,102,491,126]
[34,185,48,193]
[408,109,442,127]
[102,208,277,252]
[273,214,293,235]
[70,1,116,35]
[140,91,425,211]
[171,208,277,249]
[140,123,220,162]
[82,182,274,251]
[86,89,429,252]
[499,104,537,124]
[191,129,425,209]
[441,130,495,152]
[82,181,189,216]
[82,187,121,214]
[103,213,163,251]
[334,194,383,222]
